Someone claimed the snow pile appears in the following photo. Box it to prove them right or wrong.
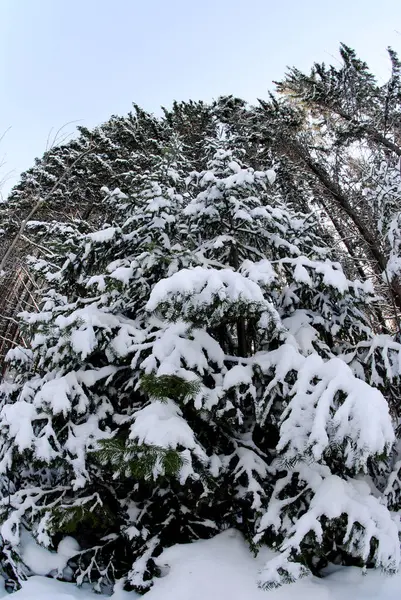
[21,533,80,577]
[6,530,401,600]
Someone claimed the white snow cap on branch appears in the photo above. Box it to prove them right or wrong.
[256,344,394,470]
[147,267,266,311]
[146,266,279,328]
[130,399,207,462]
[257,471,401,588]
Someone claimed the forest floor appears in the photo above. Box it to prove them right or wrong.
[3,529,401,600]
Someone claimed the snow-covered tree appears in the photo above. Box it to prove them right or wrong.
[0,137,398,594]
[272,45,401,312]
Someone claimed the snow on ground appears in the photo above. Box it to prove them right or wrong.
[3,529,401,600]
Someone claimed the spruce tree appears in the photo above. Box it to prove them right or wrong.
[0,134,398,594]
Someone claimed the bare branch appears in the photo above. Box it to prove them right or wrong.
[0,145,95,274]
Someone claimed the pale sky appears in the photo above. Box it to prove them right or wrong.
[1,0,401,196]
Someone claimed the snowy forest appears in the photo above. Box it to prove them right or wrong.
[1,44,401,597]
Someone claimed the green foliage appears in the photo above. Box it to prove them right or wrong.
[49,499,116,535]
[96,438,184,481]
[140,373,200,403]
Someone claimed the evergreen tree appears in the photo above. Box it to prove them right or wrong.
[0,143,193,590]
[273,45,401,310]
[0,134,398,594]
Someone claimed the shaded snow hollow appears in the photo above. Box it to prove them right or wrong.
[5,530,401,600]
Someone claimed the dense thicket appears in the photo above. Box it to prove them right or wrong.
[0,45,401,594]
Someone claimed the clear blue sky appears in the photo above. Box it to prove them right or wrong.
[1,0,401,196]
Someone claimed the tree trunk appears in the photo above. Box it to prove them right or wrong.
[284,139,401,310]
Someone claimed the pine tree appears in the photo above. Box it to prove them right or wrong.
[0,132,398,594]
[273,45,401,310]
[0,142,194,590]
